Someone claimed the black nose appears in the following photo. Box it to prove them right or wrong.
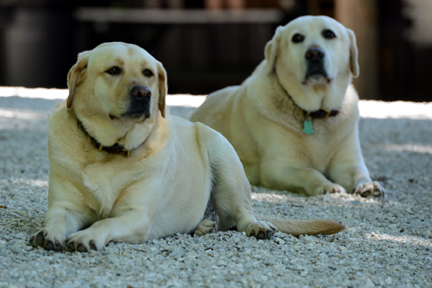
[305,48,325,62]
[130,86,151,101]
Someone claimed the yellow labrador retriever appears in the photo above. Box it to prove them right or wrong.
[29,42,344,252]
[191,16,384,197]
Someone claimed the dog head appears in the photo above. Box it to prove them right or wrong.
[66,42,167,150]
[264,16,359,111]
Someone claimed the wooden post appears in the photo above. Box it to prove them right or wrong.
[144,0,161,8]
[205,0,224,9]
[307,0,335,18]
[335,0,380,100]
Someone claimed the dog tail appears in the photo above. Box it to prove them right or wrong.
[255,214,346,236]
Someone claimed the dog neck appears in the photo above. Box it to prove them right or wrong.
[273,67,339,120]
[76,116,134,157]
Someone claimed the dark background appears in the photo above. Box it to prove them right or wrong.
[0,0,431,101]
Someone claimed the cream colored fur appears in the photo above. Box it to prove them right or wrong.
[29,42,345,252]
[190,16,384,197]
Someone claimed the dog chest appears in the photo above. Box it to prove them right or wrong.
[301,124,352,172]
[79,161,141,219]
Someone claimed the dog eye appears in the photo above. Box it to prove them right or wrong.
[322,29,336,39]
[143,69,154,77]
[291,33,304,43]
[106,67,121,75]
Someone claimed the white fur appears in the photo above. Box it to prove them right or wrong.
[29,42,345,252]
[191,16,383,197]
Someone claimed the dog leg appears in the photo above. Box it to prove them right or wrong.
[29,178,95,251]
[327,132,384,198]
[260,159,346,196]
[29,205,88,251]
[65,209,153,252]
[208,137,277,239]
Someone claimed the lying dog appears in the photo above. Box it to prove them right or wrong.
[191,16,384,197]
[29,42,345,252]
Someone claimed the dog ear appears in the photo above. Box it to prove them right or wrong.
[347,28,359,78]
[157,62,167,118]
[66,51,90,109]
[264,26,284,75]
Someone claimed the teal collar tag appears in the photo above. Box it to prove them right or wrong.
[303,119,314,134]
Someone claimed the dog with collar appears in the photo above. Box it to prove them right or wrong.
[29,42,345,252]
[190,16,384,197]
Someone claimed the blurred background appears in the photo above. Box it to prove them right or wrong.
[0,0,431,101]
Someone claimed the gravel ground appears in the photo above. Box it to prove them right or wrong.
[0,88,431,288]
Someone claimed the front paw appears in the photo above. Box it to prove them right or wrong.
[29,228,64,251]
[354,181,384,198]
[65,230,102,252]
[310,183,346,196]
[245,221,277,239]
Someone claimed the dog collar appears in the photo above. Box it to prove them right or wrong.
[274,68,339,134]
[76,118,132,157]
[302,109,338,134]
[305,109,339,119]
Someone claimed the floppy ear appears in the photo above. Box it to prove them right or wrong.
[264,26,284,75]
[157,62,167,118]
[347,28,359,78]
[66,51,90,109]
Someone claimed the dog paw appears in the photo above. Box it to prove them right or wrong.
[194,219,217,236]
[311,183,346,196]
[28,228,64,251]
[245,221,277,239]
[65,230,101,252]
[354,181,384,198]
